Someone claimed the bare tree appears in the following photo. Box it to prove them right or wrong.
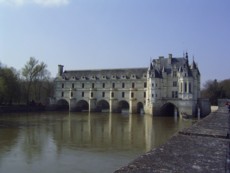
[22,57,48,104]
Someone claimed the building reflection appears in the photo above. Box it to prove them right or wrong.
[52,112,192,153]
[52,113,154,152]
[0,112,193,170]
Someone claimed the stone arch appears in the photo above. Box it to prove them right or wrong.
[56,99,69,111]
[76,100,89,112]
[96,100,110,112]
[160,102,179,117]
[118,100,129,113]
[137,102,144,114]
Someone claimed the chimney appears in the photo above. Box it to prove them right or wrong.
[168,54,172,64]
[58,65,64,76]
[169,54,172,59]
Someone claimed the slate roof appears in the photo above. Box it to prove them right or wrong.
[61,68,148,80]
[150,56,199,78]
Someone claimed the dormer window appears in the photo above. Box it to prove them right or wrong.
[102,75,107,80]
[81,76,86,80]
[91,76,96,80]
[121,75,126,79]
[72,76,77,80]
[111,75,117,79]
[131,74,136,79]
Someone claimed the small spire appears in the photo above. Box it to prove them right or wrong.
[150,62,153,70]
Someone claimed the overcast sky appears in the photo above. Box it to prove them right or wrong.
[0,0,229,86]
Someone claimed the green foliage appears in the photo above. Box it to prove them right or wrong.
[201,79,230,105]
[0,58,54,106]
[0,66,20,104]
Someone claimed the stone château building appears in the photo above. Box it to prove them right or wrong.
[54,53,202,117]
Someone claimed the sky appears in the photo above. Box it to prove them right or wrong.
[0,0,229,86]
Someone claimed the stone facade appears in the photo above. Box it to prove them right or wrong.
[54,53,201,117]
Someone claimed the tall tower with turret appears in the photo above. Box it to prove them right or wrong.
[145,53,200,116]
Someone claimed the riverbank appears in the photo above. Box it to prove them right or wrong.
[0,105,45,113]
[114,106,230,173]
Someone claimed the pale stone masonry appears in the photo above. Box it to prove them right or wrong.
[54,53,202,116]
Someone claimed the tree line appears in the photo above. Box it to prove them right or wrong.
[0,57,54,106]
[201,79,230,105]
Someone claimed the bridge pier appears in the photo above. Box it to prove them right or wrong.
[129,99,137,114]
[69,98,77,112]
[89,98,97,112]
[109,99,118,113]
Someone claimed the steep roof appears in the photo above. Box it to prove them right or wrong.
[150,56,195,78]
[61,68,147,80]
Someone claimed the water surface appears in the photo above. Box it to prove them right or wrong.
[0,112,192,173]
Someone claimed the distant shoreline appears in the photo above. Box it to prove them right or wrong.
[0,105,46,113]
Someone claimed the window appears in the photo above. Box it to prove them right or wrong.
[173,81,177,87]
[62,83,64,88]
[72,83,74,89]
[61,92,64,97]
[144,82,147,88]
[131,92,134,98]
[189,83,192,93]
[102,83,105,88]
[184,83,187,93]
[102,92,105,97]
[91,92,93,98]
[71,91,73,97]
[111,92,114,98]
[132,82,135,88]
[92,83,94,88]
[144,92,146,98]
[112,83,115,88]
[82,92,84,97]
[82,83,85,88]
[173,71,177,77]
[122,83,125,88]
[122,92,125,98]
[172,91,178,98]
[152,83,154,87]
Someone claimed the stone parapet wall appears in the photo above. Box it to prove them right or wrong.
[114,106,230,173]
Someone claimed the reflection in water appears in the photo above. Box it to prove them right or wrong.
[0,112,192,173]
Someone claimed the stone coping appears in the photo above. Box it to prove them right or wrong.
[114,107,230,173]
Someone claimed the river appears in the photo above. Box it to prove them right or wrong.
[0,112,192,173]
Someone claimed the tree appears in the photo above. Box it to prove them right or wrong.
[0,66,20,105]
[201,79,230,105]
[219,79,230,98]
[22,57,49,103]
